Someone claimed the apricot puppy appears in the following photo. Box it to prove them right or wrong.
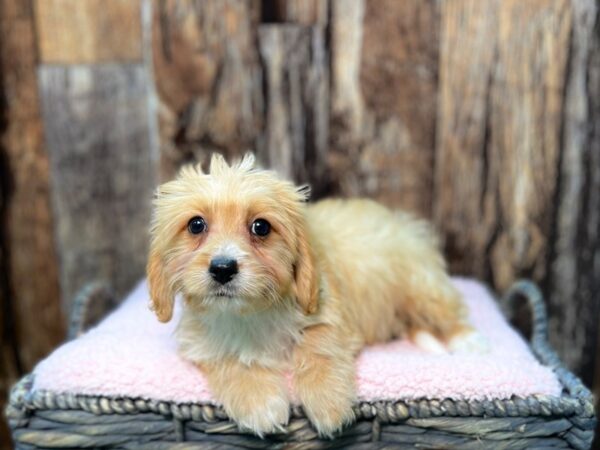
[147,153,481,437]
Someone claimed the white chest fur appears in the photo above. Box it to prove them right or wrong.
[176,300,311,367]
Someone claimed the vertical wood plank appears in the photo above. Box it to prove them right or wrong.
[329,0,439,217]
[329,0,364,151]
[0,0,64,444]
[38,65,157,309]
[34,0,143,63]
[549,0,600,379]
[435,0,572,290]
[152,0,262,180]
[0,0,64,370]
[257,25,329,193]
[359,0,439,216]
[486,0,571,290]
[434,0,500,276]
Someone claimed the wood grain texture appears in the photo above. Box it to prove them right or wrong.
[329,0,364,153]
[487,0,571,291]
[435,0,572,291]
[434,0,500,277]
[34,0,143,63]
[152,0,262,180]
[257,24,329,194]
[0,0,64,370]
[38,65,157,310]
[548,0,600,380]
[267,0,328,24]
[329,0,439,217]
[0,0,64,444]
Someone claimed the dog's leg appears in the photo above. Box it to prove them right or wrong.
[200,359,289,436]
[293,324,358,437]
[404,270,489,353]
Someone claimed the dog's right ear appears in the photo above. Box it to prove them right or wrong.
[146,246,174,323]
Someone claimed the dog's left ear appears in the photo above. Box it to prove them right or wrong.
[293,220,319,315]
[147,246,175,323]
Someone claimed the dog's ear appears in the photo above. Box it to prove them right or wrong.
[293,220,319,315]
[147,246,175,323]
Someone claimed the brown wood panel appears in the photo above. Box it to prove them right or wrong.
[38,65,157,309]
[257,24,329,194]
[486,0,571,290]
[266,0,328,24]
[0,0,64,371]
[329,0,439,218]
[434,0,500,277]
[34,0,142,63]
[0,0,64,444]
[152,0,262,180]
[435,0,572,290]
[548,0,600,380]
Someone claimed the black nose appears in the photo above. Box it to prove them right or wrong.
[209,257,238,284]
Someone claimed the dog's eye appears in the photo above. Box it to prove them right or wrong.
[250,218,271,237]
[187,216,207,235]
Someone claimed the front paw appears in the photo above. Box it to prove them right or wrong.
[225,392,290,437]
[301,387,356,438]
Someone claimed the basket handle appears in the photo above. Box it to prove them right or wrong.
[503,280,593,401]
[68,281,115,340]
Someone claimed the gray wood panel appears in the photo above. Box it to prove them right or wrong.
[38,64,157,309]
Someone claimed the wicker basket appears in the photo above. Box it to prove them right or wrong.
[6,280,596,449]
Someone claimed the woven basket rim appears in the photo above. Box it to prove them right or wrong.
[7,372,595,424]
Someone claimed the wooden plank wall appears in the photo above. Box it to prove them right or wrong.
[0,0,599,446]
[0,1,63,444]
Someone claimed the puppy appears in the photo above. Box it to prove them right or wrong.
[147,153,483,437]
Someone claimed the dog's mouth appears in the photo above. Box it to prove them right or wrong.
[210,287,237,299]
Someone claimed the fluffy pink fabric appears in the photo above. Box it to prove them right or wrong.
[33,278,561,403]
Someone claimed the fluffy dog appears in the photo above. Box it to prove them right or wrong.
[147,153,483,437]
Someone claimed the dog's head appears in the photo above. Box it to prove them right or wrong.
[147,153,318,322]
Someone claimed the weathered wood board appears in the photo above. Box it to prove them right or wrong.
[0,0,65,373]
[0,0,64,443]
[34,0,143,63]
[152,0,262,180]
[435,0,571,286]
[548,0,600,381]
[37,65,157,309]
[329,0,440,218]
[257,24,329,193]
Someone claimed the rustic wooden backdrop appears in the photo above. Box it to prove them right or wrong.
[1,0,599,446]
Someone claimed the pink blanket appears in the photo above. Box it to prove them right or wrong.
[33,278,561,403]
